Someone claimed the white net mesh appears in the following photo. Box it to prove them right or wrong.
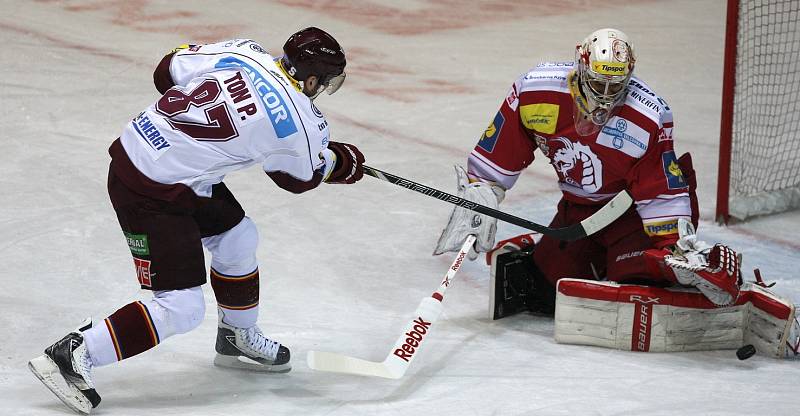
[728,0,800,220]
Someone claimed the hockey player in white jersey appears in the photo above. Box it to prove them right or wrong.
[28,27,364,414]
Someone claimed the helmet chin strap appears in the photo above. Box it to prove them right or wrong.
[306,83,326,100]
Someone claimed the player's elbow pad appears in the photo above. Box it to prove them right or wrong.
[265,170,323,194]
[153,51,177,94]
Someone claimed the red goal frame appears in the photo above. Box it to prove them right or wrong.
[716,0,739,224]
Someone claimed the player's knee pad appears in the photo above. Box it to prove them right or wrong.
[488,235,555,320]
[145,286,206,338]
[203,216,259,276]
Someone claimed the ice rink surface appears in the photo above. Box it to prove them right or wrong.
[2,1,799,415]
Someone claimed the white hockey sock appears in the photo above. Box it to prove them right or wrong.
[83,287,206,367]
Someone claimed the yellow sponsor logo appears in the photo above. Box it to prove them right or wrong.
[643,220,679,236]
[668,160,684,179]
[171,43,191,53]
[520,103,559,134]
[592,61,627,75]
[485,121,497,138]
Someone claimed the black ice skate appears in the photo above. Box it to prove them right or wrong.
[28,320,100,414]
[214,319,291,373]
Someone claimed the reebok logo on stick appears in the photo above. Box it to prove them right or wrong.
[392,318,432,362]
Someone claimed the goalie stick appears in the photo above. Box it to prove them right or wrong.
[307,235,477,379]
[362,165,632,241]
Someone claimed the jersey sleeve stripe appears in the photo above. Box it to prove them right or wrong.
[635,193,692,220]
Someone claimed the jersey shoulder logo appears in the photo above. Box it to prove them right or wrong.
[520,103,559,134]
[661,150,687,189]
[477,111,505,153]
[596,116,648,158]
[505,86,519,111]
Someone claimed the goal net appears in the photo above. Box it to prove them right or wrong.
[716,0,800,222]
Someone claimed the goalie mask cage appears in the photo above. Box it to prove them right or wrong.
[716,0,800,223]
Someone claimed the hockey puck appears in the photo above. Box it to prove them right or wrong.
[736,344,756,360]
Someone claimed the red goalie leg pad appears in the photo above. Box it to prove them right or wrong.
[210,268,259,311]
[104,301,160,361]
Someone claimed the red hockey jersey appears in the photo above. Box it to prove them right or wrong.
[467,62,691,246]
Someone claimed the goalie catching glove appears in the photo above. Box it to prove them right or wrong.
[651,218,742,306]
[434,165,505,260]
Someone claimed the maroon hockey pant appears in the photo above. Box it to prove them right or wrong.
[532,199,673,288]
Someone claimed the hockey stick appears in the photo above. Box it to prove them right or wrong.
[362,165,632,241]
[307,235,477,379]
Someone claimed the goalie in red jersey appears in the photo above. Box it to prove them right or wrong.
[434,28,798,357]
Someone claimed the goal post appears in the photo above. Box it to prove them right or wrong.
[716,0,800,223]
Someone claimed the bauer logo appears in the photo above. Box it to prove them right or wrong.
[661,151,687,189]
[392,317,432,362]
[215,57,298,138]
[124,232,150,256]
[478,111,505,153]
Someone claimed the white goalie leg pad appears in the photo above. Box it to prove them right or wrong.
[554,279,796,358]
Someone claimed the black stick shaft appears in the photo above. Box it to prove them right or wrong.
[362,165,588,241]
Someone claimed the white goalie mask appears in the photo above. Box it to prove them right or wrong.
[571,28,635,133]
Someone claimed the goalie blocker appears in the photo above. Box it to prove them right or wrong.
[554,278,799,358]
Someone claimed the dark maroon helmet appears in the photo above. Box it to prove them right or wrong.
[282,27,346,87]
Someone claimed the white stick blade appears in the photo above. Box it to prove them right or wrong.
[306,350,398,379]
[579,191,633,235]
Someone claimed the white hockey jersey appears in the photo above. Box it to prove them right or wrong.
[119,39,331,197]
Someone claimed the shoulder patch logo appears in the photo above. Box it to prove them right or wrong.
[311,103,323,118]
[661,150,687,190]
[596,116,648,158]
[520,103,559,135]
[505,86,519,111]
[478,111,505,153]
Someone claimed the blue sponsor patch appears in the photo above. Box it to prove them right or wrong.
[215,57,298,138]
[661,150,687,189]
[477,111,505,153]
[133,113,170,151]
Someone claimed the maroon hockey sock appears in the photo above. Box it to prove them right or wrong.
[210,268,259,311]
[104,301,160,361]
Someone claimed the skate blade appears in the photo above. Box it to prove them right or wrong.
[28,355,92,414]
[213,354,291,373]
